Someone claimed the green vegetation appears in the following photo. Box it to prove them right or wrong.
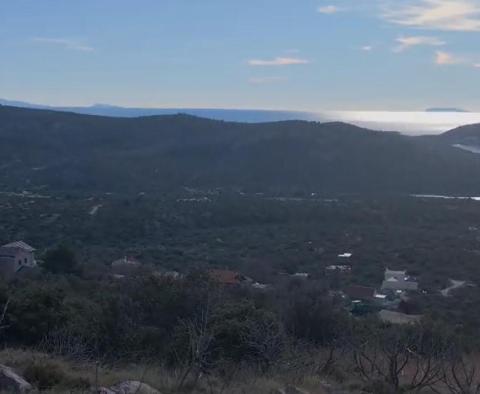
[2,106,480,392]
[42,244,79,274]
[0,191,478,391]
[2,105,480,195]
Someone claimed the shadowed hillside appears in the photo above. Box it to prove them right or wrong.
[2,105,480,195]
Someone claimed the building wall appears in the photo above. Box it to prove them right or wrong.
[381,280,418,291]
[384,270,407,281]
[13,249,35,270]
[0,247,35,278]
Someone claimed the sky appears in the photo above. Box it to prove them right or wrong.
[1,0,480,111]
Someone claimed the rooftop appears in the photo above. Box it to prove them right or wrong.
[111,256,141,267]
[345,285,375,301]
[1,241,35,252]
[209,269,243,285]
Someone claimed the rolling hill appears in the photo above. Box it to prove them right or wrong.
[1,105,480,195]
[0,99,317,123]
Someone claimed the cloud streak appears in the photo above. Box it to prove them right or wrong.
[248,76,287,85]
[394,35,445,52]
[435,51,464,65]
[32,37,94,52]
[247,57,310,66]
[317,5,341,14]
[383,0,480,32]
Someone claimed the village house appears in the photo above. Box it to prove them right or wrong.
[325,265,352,274]
[378,309,422,325]
[208,269,246,286]
[292,272,310,279]
[111,256,142,276]
[381,268,419,292]
[0,241,37,278]
[345,285,375,302]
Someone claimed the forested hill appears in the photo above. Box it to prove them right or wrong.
[1,104,480,195]
[439,123,480,143]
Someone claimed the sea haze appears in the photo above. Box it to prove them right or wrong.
[322,111,480,136]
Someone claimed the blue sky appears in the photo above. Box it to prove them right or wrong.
[1,0,480,111]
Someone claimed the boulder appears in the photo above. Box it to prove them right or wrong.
[285,386,310,394]
[97,388,116,394]
[0,364,32,393]
[107,380,161,394]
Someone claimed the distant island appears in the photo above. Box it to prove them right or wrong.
[425,107,469,113]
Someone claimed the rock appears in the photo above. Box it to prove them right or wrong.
[285,386,310,394]
[0,364,32,393]
[108,380,161,394]
[97,388,116,394]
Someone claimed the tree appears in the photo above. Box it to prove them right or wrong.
[350,321,450,393]
[242,311,285,373]
[442,347,480,394]
[7,283,66,344]
[176,308,214,390]
[42,245,79,274]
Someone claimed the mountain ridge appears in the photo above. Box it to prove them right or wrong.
[1,105,480,195]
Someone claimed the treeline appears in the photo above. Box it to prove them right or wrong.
[1,266,479,393]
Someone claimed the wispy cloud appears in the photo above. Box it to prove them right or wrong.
[247,57,310,66]
[32,37,94,52]
[361,45,374,52]
[433,51,480,68]
[248,76,287,85]
[383,0,480,32]
[435,51,464,65]
[317,5,341,14]
[394,35,445,52]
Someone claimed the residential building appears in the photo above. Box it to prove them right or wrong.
[0,241,37,278]
[381,268,419,292]
[345,285,375,301]
[111,256,141,275]
[325,265,352,273]
[208,269,244,286]
[378,310,422,325]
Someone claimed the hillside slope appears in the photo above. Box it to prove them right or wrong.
[1,105,480,195]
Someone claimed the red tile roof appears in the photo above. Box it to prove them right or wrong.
[345,285,375,301]
[209,269,242,285]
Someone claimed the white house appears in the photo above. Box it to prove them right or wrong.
[111,256,142,275]
[381,268,418,292]
[0,241,37,278]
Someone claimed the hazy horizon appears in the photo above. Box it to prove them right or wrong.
[3,97,480,135]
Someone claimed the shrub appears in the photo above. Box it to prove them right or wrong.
[23,362,90,391]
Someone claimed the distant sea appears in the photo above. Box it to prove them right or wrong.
[315,111,480,136]
[2,99,480,135]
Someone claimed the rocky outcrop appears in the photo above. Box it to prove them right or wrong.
[271,386,311,394]
[0,364,32,393]
[285,386,310,394]
[98,380,161,394]
[272,383,352,394]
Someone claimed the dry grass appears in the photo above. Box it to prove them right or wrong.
[0,348,360,393]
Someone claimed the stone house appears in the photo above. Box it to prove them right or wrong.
[0,241,37,278]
